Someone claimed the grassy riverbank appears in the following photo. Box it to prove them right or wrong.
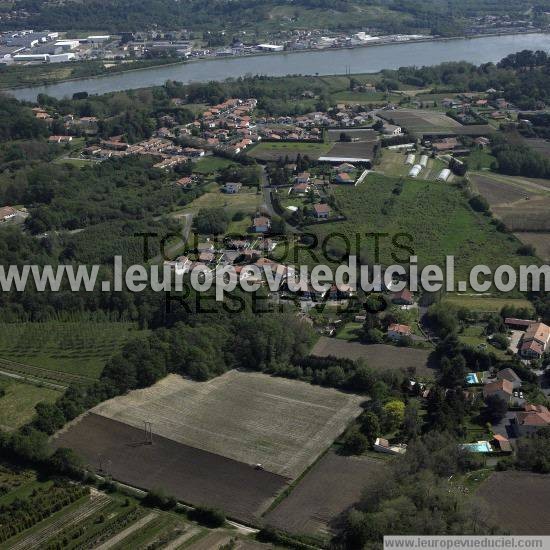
[0,58,181,90]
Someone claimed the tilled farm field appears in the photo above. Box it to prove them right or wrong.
[54,413,288,523]
[312,337,434,377]
[89,371,364,478]
[265,451,386,538]
[55,372,364,522]
[477,471,550,535]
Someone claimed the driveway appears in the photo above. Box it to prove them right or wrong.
[492,411,517,439]
[508,330,523,355]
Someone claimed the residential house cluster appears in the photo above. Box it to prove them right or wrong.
[195,98,260,155]
[85,135,204,168]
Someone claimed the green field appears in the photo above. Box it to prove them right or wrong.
[193,156,237,174]
[336,322,363,341]
[0,377,60,430]
[466,150,496,171]
[180,189,262,234]
[303,173,535,275]
[332,90,402,104]
[248,140,332,161]
[441,295,534,313]
[0,322,147,379]
[377,149,446,180]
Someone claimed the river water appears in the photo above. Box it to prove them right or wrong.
[7,33,550,101]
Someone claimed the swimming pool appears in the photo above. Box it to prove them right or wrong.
[465,373,479,384]
[461,441,492,453]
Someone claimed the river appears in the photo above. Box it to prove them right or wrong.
[7,33,550,102]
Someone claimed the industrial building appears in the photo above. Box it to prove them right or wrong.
[257,44,284,52]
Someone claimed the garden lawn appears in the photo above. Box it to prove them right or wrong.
[193,156,237,174]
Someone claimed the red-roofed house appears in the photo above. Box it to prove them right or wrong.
[313,203,331,219]
[335,172,354,184]
[387,323,412,341]
[253,216,271,233]
[391,289,414,305]
[513,404,550,436]
[483,379,514,403]
[519,322,550,359]
[0,206,17,222]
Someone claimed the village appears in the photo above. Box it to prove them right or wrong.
[1,64,549,513]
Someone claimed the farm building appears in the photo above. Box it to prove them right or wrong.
[382,123,402,136]
[405,154,415,165]
[437,168,451,181]
[504,318,536,330]
[419,154,428,167]
[408,164,422,178]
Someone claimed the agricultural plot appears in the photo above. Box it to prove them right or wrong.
[0,377,60,431]
[327,129,378,142]
[306,173,532,276]
[247,141,332,162]
[265,450,386,538]
[54,413,288,523]
[377,149,445,180]
[311,337,434,377]
[523,137,550,159]
[323,140,377,162]
[91,371,364,479]
[0,322,146,379]
[379,109,461,134]
[8,490,110,550]
[379,109,492,137]
[471,171,550,259]
[478,471,550,535]
[181,189,261,218]
[331,91,401,104]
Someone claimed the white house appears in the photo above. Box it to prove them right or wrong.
[224,182,242,194]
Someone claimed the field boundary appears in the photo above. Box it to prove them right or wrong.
[0,357,94,386]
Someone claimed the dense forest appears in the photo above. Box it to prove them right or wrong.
[6,0,550,34]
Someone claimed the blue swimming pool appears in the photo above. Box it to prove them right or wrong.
[461,441,492,453]
[465,373,479,385]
